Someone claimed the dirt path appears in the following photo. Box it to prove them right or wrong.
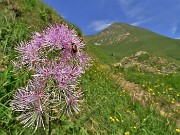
[112,73,180,128]
[112,73,145,100]
[99,64,180,128]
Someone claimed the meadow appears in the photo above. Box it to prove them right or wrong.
[114,67,180,118]
[0,0,180,134]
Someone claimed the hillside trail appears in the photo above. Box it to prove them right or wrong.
[99,64,180,128]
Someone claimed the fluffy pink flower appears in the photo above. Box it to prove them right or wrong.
[11,23,90,131]
[10,79,47,130]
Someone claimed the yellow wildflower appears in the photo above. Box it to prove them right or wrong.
[125,131,130,135]
[148,88,153,93]
[115,118,120,122]
[176,129,180,133]
[109,116,115,122]
[111,118,115,122]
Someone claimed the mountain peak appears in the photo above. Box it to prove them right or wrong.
[110,22,131,27]
[88,22,171,46]
[99,22,130,33]
[86,22,180,64]
[88,22,140,45]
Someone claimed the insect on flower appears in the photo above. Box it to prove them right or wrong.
[71,43,78,54]
[10,22,90,133]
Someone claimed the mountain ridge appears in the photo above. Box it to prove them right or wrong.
[88,22,179,40]
[86,22,180,65]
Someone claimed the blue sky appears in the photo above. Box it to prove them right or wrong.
[42,0,180,39]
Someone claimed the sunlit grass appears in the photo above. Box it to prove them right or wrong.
[115,67,180,119]
[0,0,179,134]
[73,63,178,134]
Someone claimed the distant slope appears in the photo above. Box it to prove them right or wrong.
[114,51,179,74]
[86,22,180,65]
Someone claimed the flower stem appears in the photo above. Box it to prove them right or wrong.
[48,109,52,135]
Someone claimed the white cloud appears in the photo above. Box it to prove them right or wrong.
[131,21,143,26]
[131,18,151,26]
[171,25,177,35]
[89,20,113,31]
[117,0,144,20]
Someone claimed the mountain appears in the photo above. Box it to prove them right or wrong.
[86,22,180,65]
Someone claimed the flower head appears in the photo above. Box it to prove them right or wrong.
[11,23,90,131]
[10,79,48,130]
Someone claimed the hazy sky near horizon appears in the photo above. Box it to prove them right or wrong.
[42,0,180,39]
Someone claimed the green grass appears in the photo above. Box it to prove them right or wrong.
[114,66,180,118]
[86,22,180,65]
[85,40,116,65]
[85,38,180,134]
[77,63,178,135]
[45,62,179,135]
[1,63,179,134]
[0,0,180,134]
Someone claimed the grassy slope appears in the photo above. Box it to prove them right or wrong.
[0,1,179,135]
[82,43,179,135]
[0,0,66,134]
[86,22,180,133]
[86,22,180,65]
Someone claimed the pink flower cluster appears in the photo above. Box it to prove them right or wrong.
[10,23,90,130]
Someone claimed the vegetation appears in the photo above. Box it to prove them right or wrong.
[114,51,179,74]
[86,22,180,65]
[0,0,179,135]
[115,66,180,114]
